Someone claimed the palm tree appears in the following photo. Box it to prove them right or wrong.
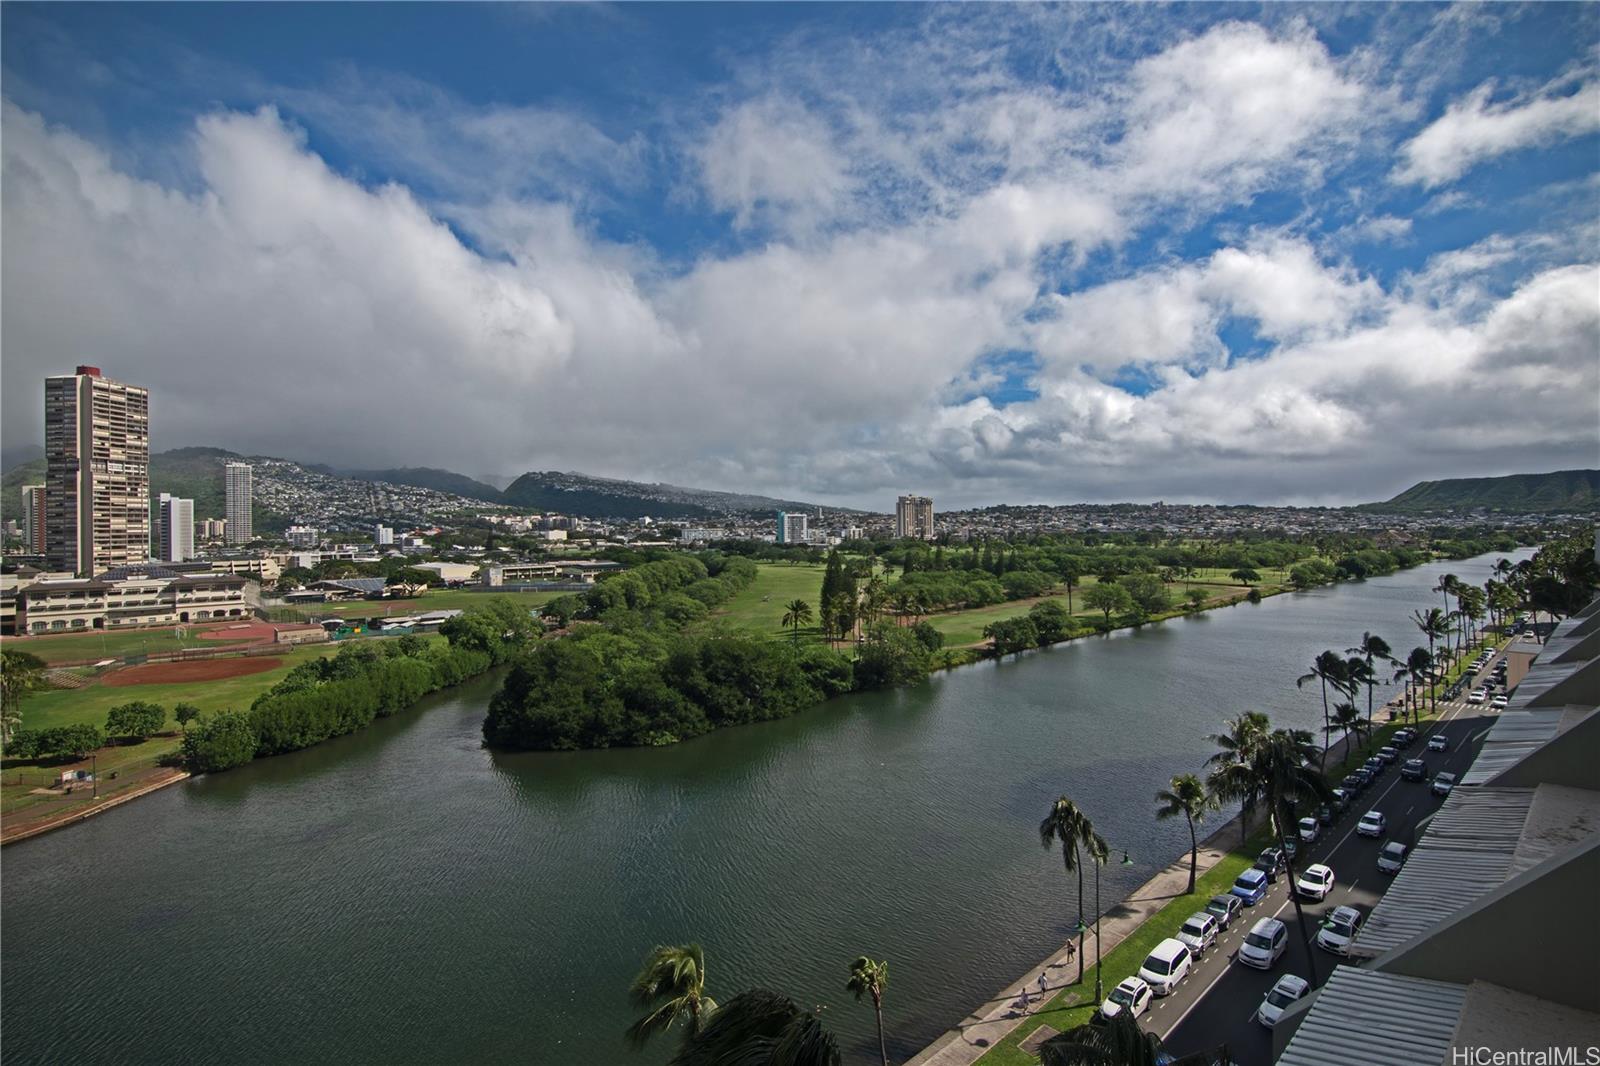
[1039,1011,1165,1066]
[781,599,813,642]
[1326,701,1366,760]
[1062,568,1080,615]
[845,956,890,1066]
[627,943,717,1048]
[1204,711,1270,846]
[1412,609,1449,712]
[1039,796,1107,988]
[861,577,888,627]
[1395,646,1433,724]
[1435,573,1459,655]
[1155,774,1214,894]
[668,989,839,1066]
[1256,728,1332,987]
[1296,651,1351,766]
[1346,632,1394,729]
[890,590,915,627]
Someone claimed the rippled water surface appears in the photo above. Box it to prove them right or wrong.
[0,550,1523,1064]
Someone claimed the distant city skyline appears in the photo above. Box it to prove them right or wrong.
[2,5,1597,509]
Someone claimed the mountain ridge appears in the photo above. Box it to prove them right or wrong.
[1365,469,1600,513]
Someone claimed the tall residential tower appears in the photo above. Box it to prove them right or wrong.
[20,484,46,553]
[895,494,934,539]
[44,366,150,575]
[224,462,253,545]
[156,494,195,562]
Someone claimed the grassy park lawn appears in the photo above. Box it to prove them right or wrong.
[5,625,259,665]
[708,563,831,640]
[266,586,560,622]
[15,642,345,733]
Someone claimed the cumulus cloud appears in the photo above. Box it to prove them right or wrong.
[2,8,1597,509]
[1395,78,1600,187]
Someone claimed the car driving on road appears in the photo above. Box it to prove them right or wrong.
[1256,973,1309,1028]
[1315,905,1363,955]
[1237,917,1289,969]
[1297,816,1320,843]
[1401,758,1427,781]
[1432,771,1457,797]
[1428,734,1448,752]
[1357,810,1387,837]
[1377,841,1408,874]
[1295,863,1336,901]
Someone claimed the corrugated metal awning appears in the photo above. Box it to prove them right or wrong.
[1349,788,1533,958]
[1277,966,1468,1066]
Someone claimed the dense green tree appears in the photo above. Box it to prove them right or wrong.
[1229,567,1260,586]
[846,956,890,1066]
[1082,582,1133,627]
[1155,774,1215,894]
[1,649,48,745]
[1028,599,1075,644]
[984,616,1039,657]
[173,703,203,734]
[182,710,258,772]
[105,701,167,743]
[1040,796,1107,988]
[627,943,717,1048]
[856,622,932,688]
[1117,573,1170,615]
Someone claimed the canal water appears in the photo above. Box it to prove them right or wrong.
[0,550,1523,1065]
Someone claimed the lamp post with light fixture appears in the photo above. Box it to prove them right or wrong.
[1073,846,1135,1003]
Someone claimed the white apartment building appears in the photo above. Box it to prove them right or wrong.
[895,494,935,539]
[777,511,809,544]
[155,494,195,562]
[224,462,253,544]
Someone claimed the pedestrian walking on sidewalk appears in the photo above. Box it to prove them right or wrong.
[1036,973,1047,996]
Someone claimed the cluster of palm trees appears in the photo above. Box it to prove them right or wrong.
[626,944,890,1066]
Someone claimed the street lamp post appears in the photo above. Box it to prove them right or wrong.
[1076,847,1135,1003]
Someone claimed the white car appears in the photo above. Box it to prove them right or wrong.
[1432,772,1457,797]
[1315,905,1363,955]
[1137,938,1192,996]
[1099,976,1153,1021]
[1296,863,1336,901]
[1428,734,1449,752]
[1297,817,1320,843]
[1466,690,1486,705]
[1491,695,1510,709]
[1257,973,1310,1028]
[1356,810,1387,838]
[1175,911,1219,956]
[1237,917,1289,969]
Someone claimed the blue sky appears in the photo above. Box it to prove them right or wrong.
[3,3,1596,507]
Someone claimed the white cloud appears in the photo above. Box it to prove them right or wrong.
[696,97,855,232]
[1395,78,1600,187]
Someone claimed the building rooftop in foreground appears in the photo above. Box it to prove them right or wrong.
[1273,591,1600,1065]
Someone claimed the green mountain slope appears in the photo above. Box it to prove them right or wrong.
[501,472,715,519]
[337,467,504,503]
[1370,469,1600,513]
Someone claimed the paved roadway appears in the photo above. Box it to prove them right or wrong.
[1151,652,1509,1065]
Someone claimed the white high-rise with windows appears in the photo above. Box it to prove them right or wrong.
[156,494,195,562]
[224,462,253,545]
[776,511,809,544]
[21,484,46,553]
